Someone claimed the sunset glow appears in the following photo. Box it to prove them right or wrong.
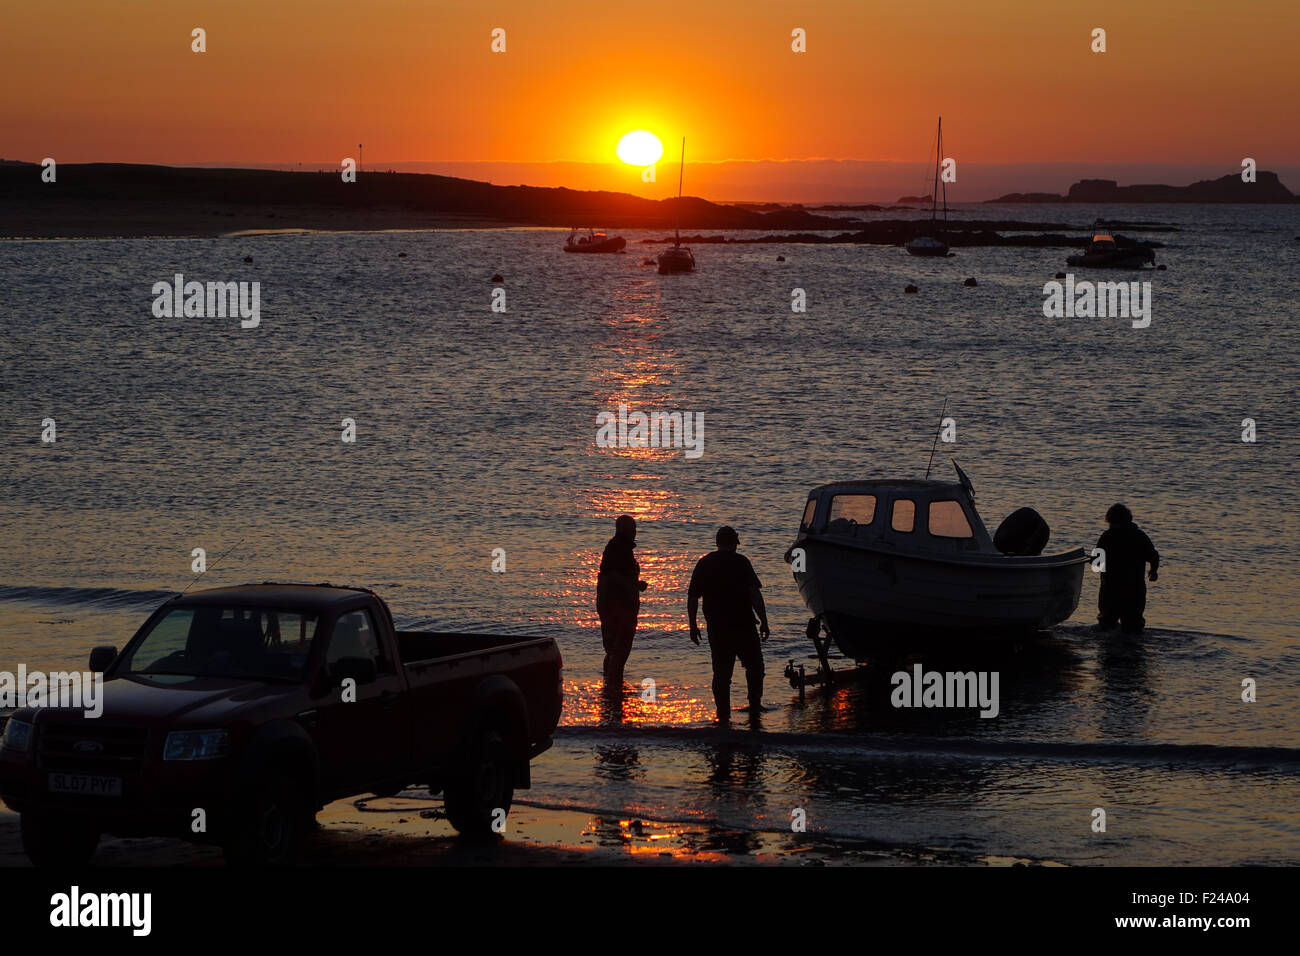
[3,0,1296,202]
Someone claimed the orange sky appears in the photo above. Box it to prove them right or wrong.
[3,0,1297,186]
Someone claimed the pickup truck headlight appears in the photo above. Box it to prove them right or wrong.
[1,718,33,753]
[163,730,229,761]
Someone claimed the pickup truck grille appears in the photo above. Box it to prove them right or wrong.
[37,722,150,774]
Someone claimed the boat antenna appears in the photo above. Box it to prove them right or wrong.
[180,537,245,595]
[924,396,948,480]
[675,137,685,247]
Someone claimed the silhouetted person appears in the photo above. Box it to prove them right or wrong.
[1094,503,1159,634]
[597,515,647,684]
[688,526,770,723]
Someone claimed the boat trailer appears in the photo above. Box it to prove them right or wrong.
[784,616,870,702]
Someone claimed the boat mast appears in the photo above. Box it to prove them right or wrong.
[939,117,947,221]
[675,137,685,247]
[931,117,941,222]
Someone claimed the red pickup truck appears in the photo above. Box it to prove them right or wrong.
[0,583,563,865]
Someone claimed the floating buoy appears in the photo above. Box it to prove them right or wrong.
[1054,271,1067,279]
[904,284,918,294]
[398,252,407,258]
[491,273,504,283]
[243,256,253,263]
[964,277,978,287]
[1156,264,1167,271]
[776,255,786,262]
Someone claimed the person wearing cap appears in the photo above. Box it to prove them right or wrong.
[688,526,770,723]
[596,514,648,684]
[1094,503,1160,634]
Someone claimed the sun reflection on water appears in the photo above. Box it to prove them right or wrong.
[561,678,714,726]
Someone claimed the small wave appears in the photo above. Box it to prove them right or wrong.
[555,725,1300,771]
[0,584,177,612]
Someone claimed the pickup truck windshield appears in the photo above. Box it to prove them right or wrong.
[119,605,320,681]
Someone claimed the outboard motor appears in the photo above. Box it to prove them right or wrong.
[994,507,1051,556]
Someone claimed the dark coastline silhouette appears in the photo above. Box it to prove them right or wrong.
[989,171,1297,203]
[1,161,1290,239]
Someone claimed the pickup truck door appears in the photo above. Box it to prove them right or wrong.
[307,608,409,795]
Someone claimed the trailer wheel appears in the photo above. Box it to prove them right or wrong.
[222,770,309,866]
[20,812,99,867]
[444,728,514,838]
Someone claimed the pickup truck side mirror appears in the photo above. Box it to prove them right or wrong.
[88,646,117,674]
[330,656,377,689]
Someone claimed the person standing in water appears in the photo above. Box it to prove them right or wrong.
[688,526,770,723]
[1094,503,1160,634]
[597,515,647,684]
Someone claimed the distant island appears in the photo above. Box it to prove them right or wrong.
[988,171,1297,203]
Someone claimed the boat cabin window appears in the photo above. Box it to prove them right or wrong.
[828,494,876,526]
[928,499,973,538]
[801,498,818,528]
[891,499,915,532]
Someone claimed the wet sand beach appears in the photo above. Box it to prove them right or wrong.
[0,800,959,867]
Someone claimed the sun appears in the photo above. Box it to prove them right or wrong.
[616,130,664,167]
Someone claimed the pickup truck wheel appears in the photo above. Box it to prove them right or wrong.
[444,728,514,837]
[20,812,100,867]
[222,771,308,866]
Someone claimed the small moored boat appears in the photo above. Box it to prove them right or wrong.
[904,235,948,257]
[657,137,696,275]
[1066,220,1155,269]
[785,462,1086,662]
[657,245,695,274]
[564,229,626,254]
[905,116,950,257]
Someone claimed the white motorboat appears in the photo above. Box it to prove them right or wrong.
[785,463,1086,660]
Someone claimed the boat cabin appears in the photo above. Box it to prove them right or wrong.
[798,479,997,555]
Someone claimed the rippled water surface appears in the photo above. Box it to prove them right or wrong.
[2,203,1297,864]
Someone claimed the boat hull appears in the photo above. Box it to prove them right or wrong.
[905,238,949,257]
[657,249,695,274]
[793,534,1085,657]
[564,237,626,254]
[1065,250,1153,269]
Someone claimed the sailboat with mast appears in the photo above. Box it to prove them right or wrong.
[905,117,950,257]
[657,137,696,274]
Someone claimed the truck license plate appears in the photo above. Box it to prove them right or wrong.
[49,773,122,797]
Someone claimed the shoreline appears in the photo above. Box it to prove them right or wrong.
[0,206,1170,246]
[0,800,996,867]
[0,204,535,240]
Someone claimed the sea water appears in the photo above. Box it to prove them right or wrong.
[1,203,1297,864]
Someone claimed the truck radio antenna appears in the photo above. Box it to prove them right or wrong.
[925,396,948,480]
[180,537,245,594]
